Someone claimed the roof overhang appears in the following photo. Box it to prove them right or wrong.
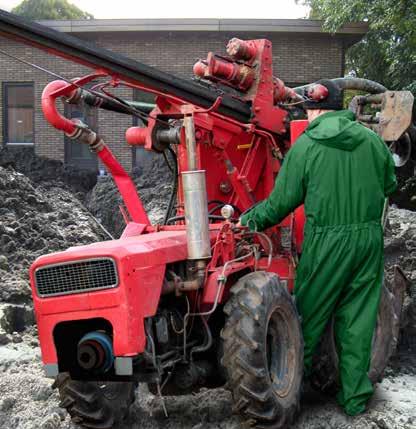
[38,18,368,46]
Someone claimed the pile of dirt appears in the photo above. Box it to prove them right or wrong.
[0,147,97,196]
[0,166,105,305]
[385,207,416,347]
[391,177,416,211]
[86,149,173,237]
[385,207,416,278]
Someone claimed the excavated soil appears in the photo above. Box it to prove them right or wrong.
[86,149,173,237]
[0,166,105,305]
[0,149,416,429]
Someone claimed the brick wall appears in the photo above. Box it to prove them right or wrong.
[89,31,344,84]
[0,30,345,171]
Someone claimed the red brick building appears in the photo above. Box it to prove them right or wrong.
[0,18,367,171]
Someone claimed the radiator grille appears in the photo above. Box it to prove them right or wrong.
[35,258,118,297]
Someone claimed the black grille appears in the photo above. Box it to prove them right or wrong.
[35,258,118,297]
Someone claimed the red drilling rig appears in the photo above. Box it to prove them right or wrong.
[0,10,412,429]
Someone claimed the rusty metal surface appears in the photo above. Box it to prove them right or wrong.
[378,91,414,141]
[350,91,414,142]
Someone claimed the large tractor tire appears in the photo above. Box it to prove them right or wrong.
[311,271,406,394]
[53,373,136,429]
[221,271,303,428]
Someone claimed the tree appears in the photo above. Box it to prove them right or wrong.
[12,0,94,20]
[297,0,416,94]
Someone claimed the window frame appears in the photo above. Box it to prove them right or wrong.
[131,88,155,169]
[3,81,35,146]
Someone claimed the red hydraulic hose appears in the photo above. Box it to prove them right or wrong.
[41,80,78,136]
[41,80,150,226]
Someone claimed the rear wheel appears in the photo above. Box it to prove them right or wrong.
[53,373,136,429]
[221,272,303,428]
[311,283,400,393]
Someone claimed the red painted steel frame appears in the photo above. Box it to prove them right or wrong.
[291,120,309,253]
[31,231,189,362]
[31,39,309,370]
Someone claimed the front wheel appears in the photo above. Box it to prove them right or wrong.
[53,373,136,429]
[221,272,303,428]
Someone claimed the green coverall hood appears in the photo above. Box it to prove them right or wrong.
[240,109,397,416]
[305,110,363,151]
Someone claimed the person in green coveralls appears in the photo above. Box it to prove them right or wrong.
[239,79,397,416]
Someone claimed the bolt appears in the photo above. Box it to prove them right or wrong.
[220,180,232,194]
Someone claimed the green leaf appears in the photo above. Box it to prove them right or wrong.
[12,0,94,20]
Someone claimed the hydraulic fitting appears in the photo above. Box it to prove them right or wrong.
[193,54,255,91]
[306,83,329,101]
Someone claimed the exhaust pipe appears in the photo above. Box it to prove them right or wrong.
[182,170,211,260]
[182,115,211,261]
[77,331,114,373]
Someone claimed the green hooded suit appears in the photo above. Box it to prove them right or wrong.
[241,110,397,415]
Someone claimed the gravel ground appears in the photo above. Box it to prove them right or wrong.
[0,334,415,429]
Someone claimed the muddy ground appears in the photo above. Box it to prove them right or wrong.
[0,149,416,429]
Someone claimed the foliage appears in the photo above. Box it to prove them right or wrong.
[12,0,93,20]
[343,89,364,109]
[297,0,416,93]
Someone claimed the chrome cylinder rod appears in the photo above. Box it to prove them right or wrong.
[184,115,198,171]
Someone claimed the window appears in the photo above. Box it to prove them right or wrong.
[3,82,34,145]
[64,101,98,172]
[132,88,156,169]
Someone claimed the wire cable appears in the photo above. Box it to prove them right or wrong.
[163,147,179,225]
[0,47,172,128]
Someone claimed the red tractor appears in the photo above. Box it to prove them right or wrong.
[0,10,411,429]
